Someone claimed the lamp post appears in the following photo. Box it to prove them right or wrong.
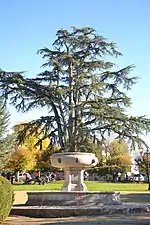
[146,149,150,191]
[139,149,143,182]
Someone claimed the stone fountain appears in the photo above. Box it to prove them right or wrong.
[11,152,150,217]
[51,152,98,192]
[22,152,121,208]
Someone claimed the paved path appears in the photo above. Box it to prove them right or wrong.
[14,191,27,205]
[4,214,150,225]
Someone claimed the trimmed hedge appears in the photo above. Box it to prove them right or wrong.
[0,176,13,224]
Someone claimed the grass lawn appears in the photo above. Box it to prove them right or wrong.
[12,181,149,192]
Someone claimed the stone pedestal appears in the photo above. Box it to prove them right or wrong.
[50,152,98,192]
[61,169,87,192]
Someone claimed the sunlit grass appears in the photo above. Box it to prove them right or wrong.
[12,181,149,192]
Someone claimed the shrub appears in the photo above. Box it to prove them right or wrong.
[0,176,13,224]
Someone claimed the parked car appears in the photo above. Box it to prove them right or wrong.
[130,174,147,182]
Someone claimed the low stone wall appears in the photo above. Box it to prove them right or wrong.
[26,191,121,206]
[11,204,150,218]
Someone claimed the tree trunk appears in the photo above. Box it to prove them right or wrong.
[68,61,74,151]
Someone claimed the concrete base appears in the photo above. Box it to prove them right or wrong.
[11,204,150,218]
[26,191,121,206]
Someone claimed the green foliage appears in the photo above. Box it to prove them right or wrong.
[36,139,60,171]
[105,140,132,171]
[0,100,16,169]
[6,123,60,172]
[0,27,150,152]
[6,146,36,172]
[135,152,150,174]
[0,176,13,224]
[88,165,126,176]
[13,123,50,153]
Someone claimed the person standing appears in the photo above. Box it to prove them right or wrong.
[37,170,41,178]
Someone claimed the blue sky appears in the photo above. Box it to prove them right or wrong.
[0,0,150,136]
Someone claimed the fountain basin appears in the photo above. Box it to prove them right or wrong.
[26,191,121,206]
[51,152,98,168]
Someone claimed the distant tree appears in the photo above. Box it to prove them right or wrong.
[13,123,50,153]
[135,152,150,174]
[36,139,59,171]
[0,99,16,169]
[6,146,36,172]
[104,139,132,172]
[12,123,59,172]
[0,27,150,152]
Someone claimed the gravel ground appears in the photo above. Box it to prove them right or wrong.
[4,214,150,225]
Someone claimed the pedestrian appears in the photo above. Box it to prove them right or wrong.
[10,174,14,184]
[24,173,32,184]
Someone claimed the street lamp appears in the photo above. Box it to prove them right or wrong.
[139,149,143,181]
[146,149,150,191]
